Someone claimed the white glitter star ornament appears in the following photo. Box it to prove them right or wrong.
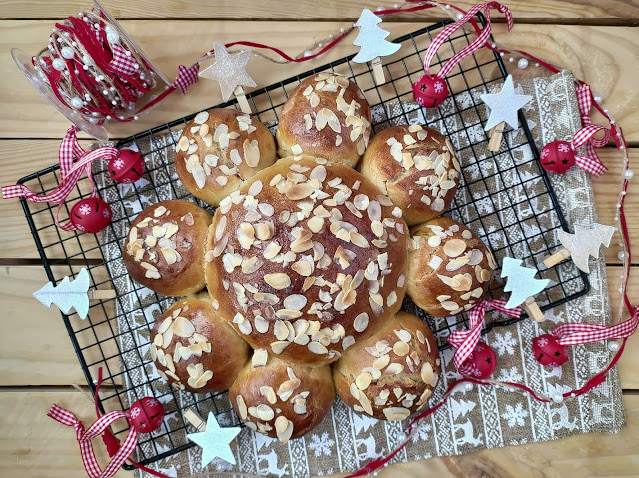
[480,75,532,131]
[187,411,241,467]
[199,43,256,102]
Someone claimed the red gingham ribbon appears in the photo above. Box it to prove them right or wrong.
[1,126,118,231]
[422,2,513,79]
[171,63,201,94]
[448,299,521,373]
[47,404,137,478]
[109,43,139,77]
[552,307,639,346]
[569,83,609,176]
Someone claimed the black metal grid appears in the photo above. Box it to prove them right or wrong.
[17,15,590,469]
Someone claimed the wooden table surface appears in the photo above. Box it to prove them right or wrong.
[1,1,638,477]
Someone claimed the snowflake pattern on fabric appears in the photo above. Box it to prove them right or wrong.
[496,366,524,383]
[492,331,517,355]
[79,204,91,215]
[308,432,335,457]
[501,403,527,427]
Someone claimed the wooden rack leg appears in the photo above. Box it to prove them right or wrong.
[543,247,572,269]
[234,85,252,114]
[371,57,386,85]
[522,297,545,322]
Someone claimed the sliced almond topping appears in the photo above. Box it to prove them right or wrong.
[356,372,372,390]
[244,139,261,167]
[265,273,291,290]
[260,386,277,405]
[358,393,374,416]
[393,341,410,357]
[286,182,315,200]
[383,407,411,421]
[385,362,404,375]
[373,354,391,370]
[292,260,312,277]
[172,317,195,338]
[276,417,294,444]
[421,362,434,384]
[177,135,190,152]
[236,395,248,420]
[256,404,275,421]
[353,312,369,333]
[308,341,328,355]
[443,238,467,257]
[271,341,290,354]
[252,348,268,366]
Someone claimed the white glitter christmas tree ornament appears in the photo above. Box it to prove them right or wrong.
[352,9,400,63]
[543,223,616,273]
[480,75,532,131]
[33,267,91,319]
[199,43,256,102]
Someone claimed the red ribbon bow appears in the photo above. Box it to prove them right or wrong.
[448,299,521,374]
[570,84,609,176]
[551,306,639,346]
[422,2,513,79]
[1,126,118,231]
[48,405,137,478]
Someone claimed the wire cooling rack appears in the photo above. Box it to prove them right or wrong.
[17,14,589,468]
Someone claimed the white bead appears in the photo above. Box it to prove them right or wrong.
[105,26,119,43]
[509,57,514,63]
[89,118,99,124]
[464,382,473,391]
[394,3,400,8]
[552,393,564,403]
[517,58,529,69]
[456,12,464,19]
[491,43,497,48]
[535,62,540,67]
[318,42,323,48]
[106,115,112,120]
[616,203,621,208]
[618,251,626,261]
[570,393,576,398]
[134,115,139,120]
[499,52,504,57]
[376,6,384,11]
[92,112,100,117]
[304,50,313,57]
[60,46,75,59]
[340,28,345,33]
[103,89,108,95]
[52,58,66,71]
[71,96,83,109]
[111,100,117,105]
[608,341,620,352]
[624,169,634,179]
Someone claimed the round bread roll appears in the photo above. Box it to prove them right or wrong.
[333,312,440,420]
[229,354,334,443]
[175,108,277,206]
[204,156,408,367]
[123,200,212,296]
[150,293,249,392]
[359,125,461,225]
[276,72,371,168]
[407,217,496,316]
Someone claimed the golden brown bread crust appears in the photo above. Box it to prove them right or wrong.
[359,125,460,226]
[123,200,212,297]
[229,355,334,442]
[204,156,408,367]
[175,108,277,207]
[406,217,496,316]
[276,73,371,168]
[150,293,249,392]
[333,312,440,420]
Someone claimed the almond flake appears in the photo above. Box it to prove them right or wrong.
[383,407,411,421]
[265,273,291,290]
[271,341,290,354]
[356,372,372,390]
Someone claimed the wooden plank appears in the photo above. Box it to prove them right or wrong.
[0,0,637,21]
[0,390,132,478]
[0,265,122,386]
[0,388,636,478]
[1,22,637,140]
[1,263,636,388]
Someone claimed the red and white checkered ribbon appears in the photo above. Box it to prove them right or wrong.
[570,84,609,176]
[47,404,137,478]
[552,307,639,346]
[171,63,201,94]
[109,43,138,77]
[448,299,521,373]
[422,2,513,79]
[1,126,118,231]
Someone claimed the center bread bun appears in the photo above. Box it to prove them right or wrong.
[204,156,409,367]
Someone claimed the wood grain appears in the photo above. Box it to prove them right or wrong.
[1,389,636,478]
[1,22,637,140]
[0,0,638,21]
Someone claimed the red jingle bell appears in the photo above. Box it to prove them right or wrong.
[108,149,145,183]
[69,197,112,233]
[532,334,568,367]
[539,140,576,174]
[462,341,497,379]
[128,397,165,433]
[412,74,449,108]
